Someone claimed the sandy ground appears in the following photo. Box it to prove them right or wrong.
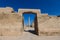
[0,27,60,40]
[0,32,60,40]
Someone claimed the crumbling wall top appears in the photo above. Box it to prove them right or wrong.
[0,7,14,13]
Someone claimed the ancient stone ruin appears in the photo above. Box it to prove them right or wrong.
[0,7,60,36]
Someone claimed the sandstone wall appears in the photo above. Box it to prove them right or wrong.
[0,13,23,36]
[38,15,60,36]
[0,7,60,36]
[0,7,14,13]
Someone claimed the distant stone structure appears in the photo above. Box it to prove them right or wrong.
[0,7,60,36]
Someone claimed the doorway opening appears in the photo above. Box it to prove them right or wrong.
[22,12,38,35]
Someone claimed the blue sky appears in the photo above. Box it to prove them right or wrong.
[23,14,35,25]
[0,0,60,25]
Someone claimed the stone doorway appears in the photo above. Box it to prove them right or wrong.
[18,9,40,35]
[22,12,38,35]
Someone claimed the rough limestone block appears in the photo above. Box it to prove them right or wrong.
[38,17,60,36]
[0,13,23,36]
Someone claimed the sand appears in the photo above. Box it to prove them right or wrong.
[0,32,60,40]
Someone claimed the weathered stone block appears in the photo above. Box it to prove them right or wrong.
[0,13,23,36]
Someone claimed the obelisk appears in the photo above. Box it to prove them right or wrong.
[28,16,30,28]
